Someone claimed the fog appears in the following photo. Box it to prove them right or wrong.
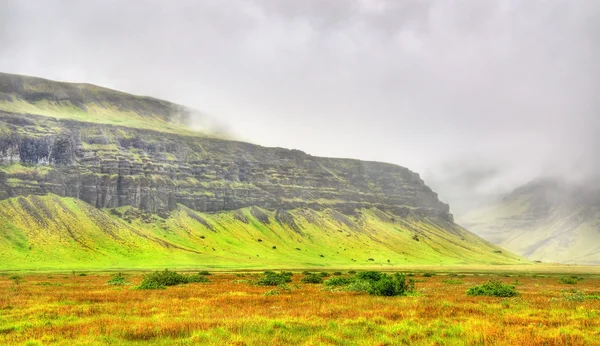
[1,0,599,213]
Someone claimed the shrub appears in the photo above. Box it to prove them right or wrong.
[198,271,211,276]
[187,275,210,283]
[422,272,435,277]
[256,272,293,286]
[467,279,518,297]
[368,273,414,297]
[345,272,414,296]
[333,271,342,276]
[302,271,311,275]
[107,273,130,286]
[79,273,88,277]
[559,276,581,285]
[301,273,323,284]
[346,279,372,293]
[356,271,382,282]
[324,276,354,287]
[319,272,330,278]
[137,269,208,289]
[348,270,357,275]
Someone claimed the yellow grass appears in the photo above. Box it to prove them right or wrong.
[1,267,600,345]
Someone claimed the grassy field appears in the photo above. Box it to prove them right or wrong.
[1,268,600,345]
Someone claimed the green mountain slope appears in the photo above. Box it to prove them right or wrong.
[0,72,225,137]
[0,194,521,270]
[460,179,600,264]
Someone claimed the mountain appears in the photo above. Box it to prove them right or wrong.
[460,178,600,264]
[0,72,521,269]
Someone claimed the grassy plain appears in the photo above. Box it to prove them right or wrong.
[1,267,600,345]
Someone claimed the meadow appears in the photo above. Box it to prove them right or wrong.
[1,267,600,345]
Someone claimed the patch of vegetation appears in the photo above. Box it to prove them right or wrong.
[301,273,324,284]
[356,271,383,281]
[560,289,600,302]
[348,270,357,275]
[559,276,582,285]
[137,269,209,290]
[467,279,518,297]
[367,273,415,297]
[333,271,342,276]
[340,271,415,296]
[198,271,211,276]
[255,271,293,286]
[324,276,355,287]
[346,279,373,293]
[107,273,130,286]
[263,289,281,296]
[422,272,436,277]
[442,279,464,285]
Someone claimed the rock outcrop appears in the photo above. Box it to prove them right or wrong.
[0,110,452,221]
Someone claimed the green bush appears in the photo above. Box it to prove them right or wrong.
[256,271,293,286]
[559,276,581,285]
[301,273,323,284]
[324,276,355,287]
[368,273,414,297]
[319,272,330,278]
[348,270,357,275]
[333,271,343,276]
[467,279,518,297]
[137,269,209,289]
[344,272,414,296]
[346,280,372,293]
[356,271,382,281]
[422,272,435,277]
[198,271,211,276]
[187,274,210,283]
[107,273,130,286]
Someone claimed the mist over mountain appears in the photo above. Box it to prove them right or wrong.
[460,178,600,264]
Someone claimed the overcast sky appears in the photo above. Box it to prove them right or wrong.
[1,0,599,213]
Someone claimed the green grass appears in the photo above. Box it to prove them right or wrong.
[0,195,524,270]
[0,72,225,137]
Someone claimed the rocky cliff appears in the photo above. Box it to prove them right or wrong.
[0,110,451,221]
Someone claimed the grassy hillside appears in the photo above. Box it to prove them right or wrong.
[460,179,600,264]
[0,72,224,137]
[0,195,522,270]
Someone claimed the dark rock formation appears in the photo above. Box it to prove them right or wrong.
[0,111,452,221]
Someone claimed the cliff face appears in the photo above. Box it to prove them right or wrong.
[0,110,452,221]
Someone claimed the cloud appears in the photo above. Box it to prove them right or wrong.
[1,0,599,212]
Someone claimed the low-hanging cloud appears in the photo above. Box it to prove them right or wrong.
[1,0,599,213]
